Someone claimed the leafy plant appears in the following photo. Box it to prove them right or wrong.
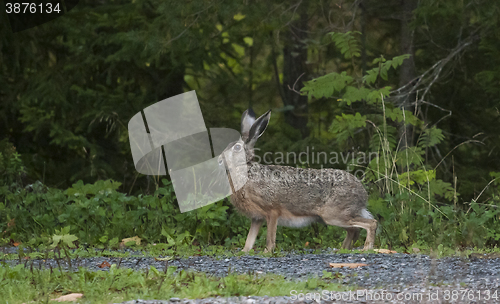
[299,31,500,249]
[0,139,25,188]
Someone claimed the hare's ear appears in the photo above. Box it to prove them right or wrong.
[245,110,271,148]
[241,108,256,142]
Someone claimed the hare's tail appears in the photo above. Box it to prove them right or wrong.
[361,209,374,219]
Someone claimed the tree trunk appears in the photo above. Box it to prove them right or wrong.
[398,0,418,149]
[281,1,309,139]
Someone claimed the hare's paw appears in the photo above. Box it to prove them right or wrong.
[241,247,252,253]
[361,244,375,251]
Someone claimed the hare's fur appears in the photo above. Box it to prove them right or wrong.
[220,109,377,252]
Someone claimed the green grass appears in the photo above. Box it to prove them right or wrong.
[0,264,348,304]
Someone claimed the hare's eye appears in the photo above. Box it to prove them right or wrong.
[233,143,242,152]
[218,156,223,165]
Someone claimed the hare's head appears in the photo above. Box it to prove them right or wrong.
[217,109,271,189]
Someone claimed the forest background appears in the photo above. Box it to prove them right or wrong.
[1,0,499,252]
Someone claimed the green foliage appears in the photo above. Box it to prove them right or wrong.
[50,226,78,248]
[418,127,445,148]
[301,71,353,100]
[0,0,268,191]
[363,55,411,84]
[301,32,421,153]
[329,31,361,59]
[398,169,435,187]
[0,139,25,188]
[301,51,409,104]
[1,162,499,250]
[302,30,500,249]
[329,113,367,145]
[369,191,499,249]
[1,175,342,250]
[369,125,398,152]
[0,178,175,246]
[385,107,419,125]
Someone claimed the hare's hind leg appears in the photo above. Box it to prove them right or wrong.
[342,228,360,249]
[322,217,377,250]
[242,218,264,252]
[347,218,377,250]
[352,228,360,245]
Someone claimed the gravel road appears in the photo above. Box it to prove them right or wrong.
[2,248,499,303]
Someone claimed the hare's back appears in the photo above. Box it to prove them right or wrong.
[246,164,367,213]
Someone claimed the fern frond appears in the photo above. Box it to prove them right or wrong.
[418,127,445,148]
[300,71,353,100]
[328,31,361,59]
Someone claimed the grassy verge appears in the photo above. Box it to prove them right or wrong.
[2,242,500,263]
[0,264,346,304]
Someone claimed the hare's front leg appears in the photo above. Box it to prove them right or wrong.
[263,214,278,253]
[242,218,263,252]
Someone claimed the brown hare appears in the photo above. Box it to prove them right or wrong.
[218,109,377,252]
